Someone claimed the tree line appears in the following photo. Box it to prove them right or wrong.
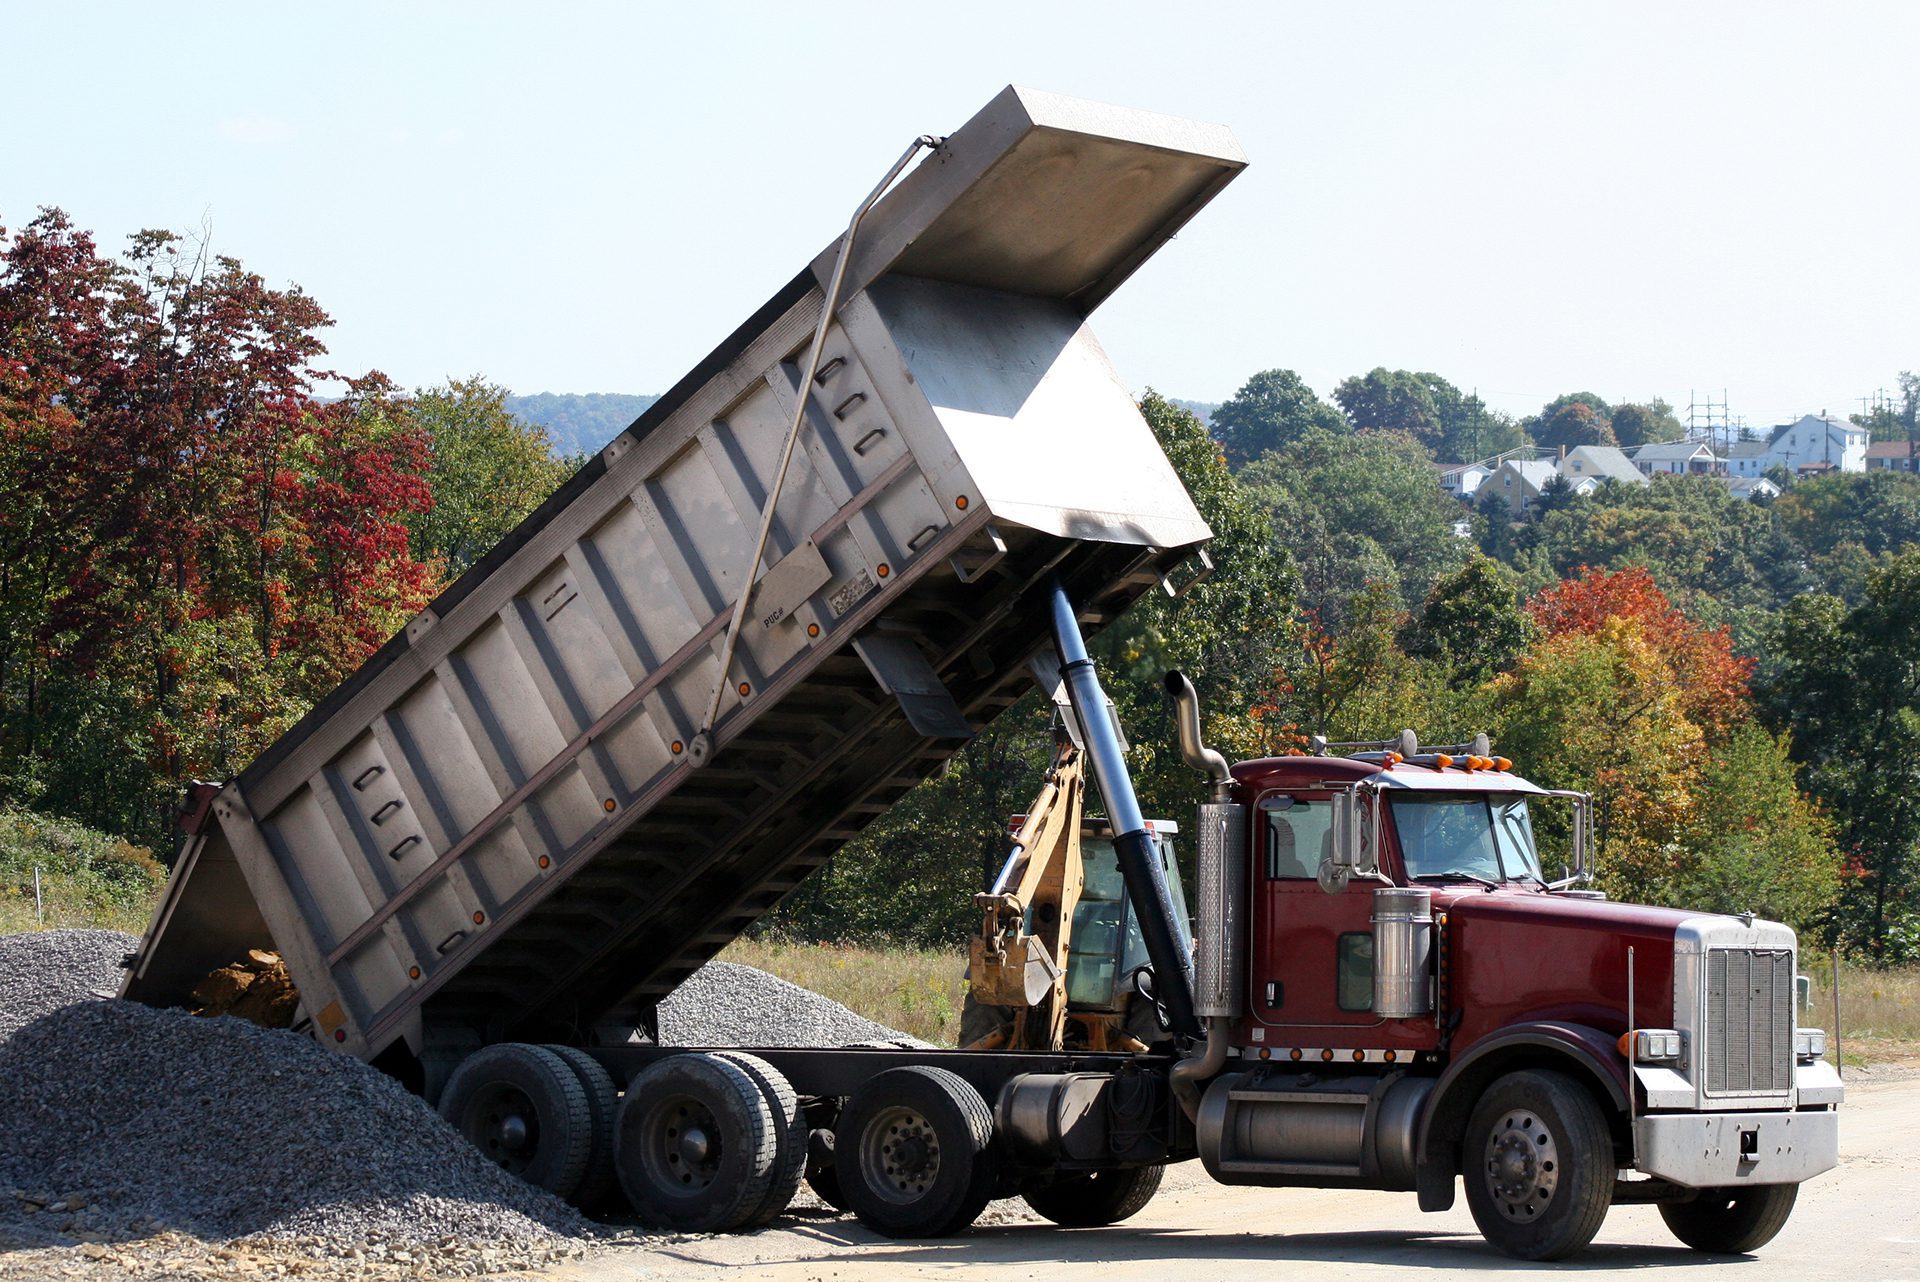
[6,213,1917,964]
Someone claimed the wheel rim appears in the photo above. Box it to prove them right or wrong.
[638,1092,725,1194]
[1482,1109,1560,1221]
[861,1105,941,1205]
[465,1084,541,1175]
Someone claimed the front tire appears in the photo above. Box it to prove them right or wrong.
[1022,1164,1164,1226]
[1659,1183,1798,1253]
[1462,1069,1614,1260]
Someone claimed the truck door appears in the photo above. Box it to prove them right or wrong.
[1247,791,1383,1033]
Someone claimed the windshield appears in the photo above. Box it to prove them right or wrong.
[1391,793,1543,884]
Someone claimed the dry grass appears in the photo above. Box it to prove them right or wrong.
[1804,960,1920,1067]
[720,936,968,1047]
[0,874,158,936]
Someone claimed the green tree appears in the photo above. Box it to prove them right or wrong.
[404,378,573,575]
[1610,399,1686,448]
[1209,368,1346,469]
[1533,401,1617,450]
[1763,552,1920,956]
[1400,555,1536,684]
[1239,428,1471,623]
[1332,368,1514,461]
[1677,723,1842,933]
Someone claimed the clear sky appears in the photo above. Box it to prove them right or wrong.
[5,2,1915,427]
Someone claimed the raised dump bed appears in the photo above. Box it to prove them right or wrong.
[123,86,1245,1075]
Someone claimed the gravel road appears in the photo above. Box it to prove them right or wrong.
[541,1070,1920,1282]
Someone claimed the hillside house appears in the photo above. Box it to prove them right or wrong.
[1631,440,1718,476]
[1866,440,1918,473]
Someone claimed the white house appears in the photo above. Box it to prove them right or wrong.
[1726,476,1780,502]
[1724,440,1772,478]
[1561,445,1647,489]
[1760,413,1868,475]
[1438,461,1494,499]
[1631,440,1718,476]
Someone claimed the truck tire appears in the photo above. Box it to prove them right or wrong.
[1022,1164,1164,1227]
[438,1043,593,1201]
[1462,1069,1614,1260]
[709,1051,807,1226]
[836,1065,999,1238]
[615,1053,779,1231]
[543,1045,621,1213]
[1659,1183,1798,1253]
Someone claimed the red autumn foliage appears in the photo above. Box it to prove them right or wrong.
[0,208,436,820]
[1527,565,1754,738]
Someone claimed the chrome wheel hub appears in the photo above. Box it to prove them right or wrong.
[1483,1110,1559,1221]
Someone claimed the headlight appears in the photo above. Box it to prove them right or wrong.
[1794,1028,1828,1061]
[1620,1029,1684,1062]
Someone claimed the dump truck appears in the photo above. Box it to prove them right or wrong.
[124,86,1841,1261]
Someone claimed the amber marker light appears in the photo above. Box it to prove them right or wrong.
[603,798,617,813]
[537,855,551,869]
[671,740,684,755]
[1434,754,1454,768]
[1288,1048,1302,1062]
[472,911,485,925]
[955,495,969,510]
[1494,757,1513,771]
[1320,1049,1334,1062]
[408,966,421,980]
[738,682,752,697]
[877,563,890,578]
[807,623,820,638]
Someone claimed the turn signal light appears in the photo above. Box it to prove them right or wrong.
[1618,1028,1683,1061]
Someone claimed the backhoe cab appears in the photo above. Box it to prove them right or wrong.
[962,741,1190,1052]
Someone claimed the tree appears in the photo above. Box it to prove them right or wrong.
[405,377,573,576]
[1239,428,1471,624]
[1524,392,1613,441]
[1533,402,1617,450]
[1610,399,1685,448]
[1763,552,1920,956]
[0,210,435,844]
[1528,566,1752,738]
[1400,555,1536,684]
[1331,368,1516,461]
[1208,368,1347,469]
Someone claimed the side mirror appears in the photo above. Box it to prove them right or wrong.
[1320,790,1373,894]
[1572,793,1591,881]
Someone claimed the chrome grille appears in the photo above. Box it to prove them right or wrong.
[1704,947,1794,1094]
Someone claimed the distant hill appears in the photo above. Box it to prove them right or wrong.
[507,390,1218,456]
[1171,398,1218,427]
[505,392,661,458]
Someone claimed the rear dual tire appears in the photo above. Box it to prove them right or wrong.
[835,1065,999,1238]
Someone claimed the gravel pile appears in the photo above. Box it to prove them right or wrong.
[0,928,137,1042]
[0,932,918,1277]
[660,960,928,1048]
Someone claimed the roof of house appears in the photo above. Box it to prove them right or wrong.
[1560,445,1646,486]
[1866,440,1917,459]
[1726,476,1779,497]
[1500,459,1557,493]
[1631,439,1715,462]
[1727,440,1771,458]
[1768,413,1863,446]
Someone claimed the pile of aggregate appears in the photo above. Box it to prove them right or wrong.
[0,929,605,1276]
[0,932,919,1277]
[0,928,136,1042]
[659,960,928,1048]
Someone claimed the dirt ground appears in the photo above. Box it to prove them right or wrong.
[545,1064,1920,1282]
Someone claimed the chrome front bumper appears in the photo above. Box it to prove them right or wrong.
[1634,1109,1838,1187]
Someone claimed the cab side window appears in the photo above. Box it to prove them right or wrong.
[1265,799,1333,880]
